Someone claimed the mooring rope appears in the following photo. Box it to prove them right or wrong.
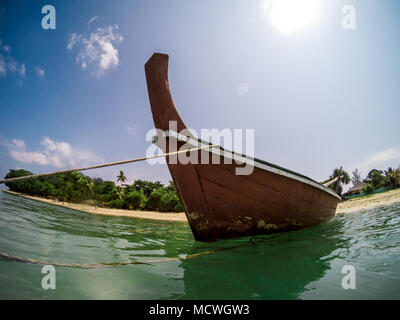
[0,145,216,184]
[0,242,249,269]
[0,251,189,268]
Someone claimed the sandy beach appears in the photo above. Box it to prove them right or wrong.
[2,187,400,221]
[336,188,400,214]
[0,188,187,222]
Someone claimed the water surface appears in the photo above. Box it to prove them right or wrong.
[0,191,399,299]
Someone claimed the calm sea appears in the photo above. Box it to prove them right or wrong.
[0,190,399,299]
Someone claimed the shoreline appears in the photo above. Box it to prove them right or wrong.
[336,188,400,214]
[0,188,187,222]
[2,187,400,222]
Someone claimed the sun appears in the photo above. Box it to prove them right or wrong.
[265,0,320,36]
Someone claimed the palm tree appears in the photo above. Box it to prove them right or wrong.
[111,185,124,200]
[328,167,350,195]
[116,170,127,186]
[351,169,362,185]
[77,175,95,197]
[384,167,398,188]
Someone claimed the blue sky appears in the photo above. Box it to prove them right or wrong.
[1,0,400,188]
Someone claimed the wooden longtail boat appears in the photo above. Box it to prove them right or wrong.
[145,53,341,242]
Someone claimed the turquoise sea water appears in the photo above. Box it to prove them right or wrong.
[0,190,399,299]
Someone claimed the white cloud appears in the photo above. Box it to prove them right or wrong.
[12,139,25,149]
[0,55,6,76]
[87,16,100,28]
[0,39,26,81]
[19,64,25,76]
[67,33,79,50]
[35,66,45,78]
[67,20,123,77]
[6,136,104,168]
[10,150,49,166]
[354,146,400,174]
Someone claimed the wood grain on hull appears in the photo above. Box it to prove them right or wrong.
[196,161,338,240]
[145,53,339,241]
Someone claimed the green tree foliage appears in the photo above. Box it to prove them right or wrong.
[362,183,374,194]
[131,180,164,197]
[175,201,184,212]
[363,169,387,189]
[165,180,178,193]
[143,182,183,212]
[393,168,400,187]
[159,192,181,212]
[4,169,35,193]
[107,198,125,209]
[125,190,146,210]
[95,180,115,202]
[110,185,124,200]
[3,169,183,213]
[146,188,166,211]
[324,168,350,195]
[361,167,400,192]
[384,167,400,188]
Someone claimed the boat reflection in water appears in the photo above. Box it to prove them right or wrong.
[179,218,346,299]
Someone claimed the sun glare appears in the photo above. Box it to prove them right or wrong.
[266,0,320,36]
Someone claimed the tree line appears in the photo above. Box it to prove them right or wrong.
[323,166,400,196]
[3,169,184,213]
[359,167,400,193]
[5,164,399,208]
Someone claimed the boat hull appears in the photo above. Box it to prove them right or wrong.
[145,53,340,241]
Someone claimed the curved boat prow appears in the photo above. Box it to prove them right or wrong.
[145,53,214,241]
[145,53,188,133]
